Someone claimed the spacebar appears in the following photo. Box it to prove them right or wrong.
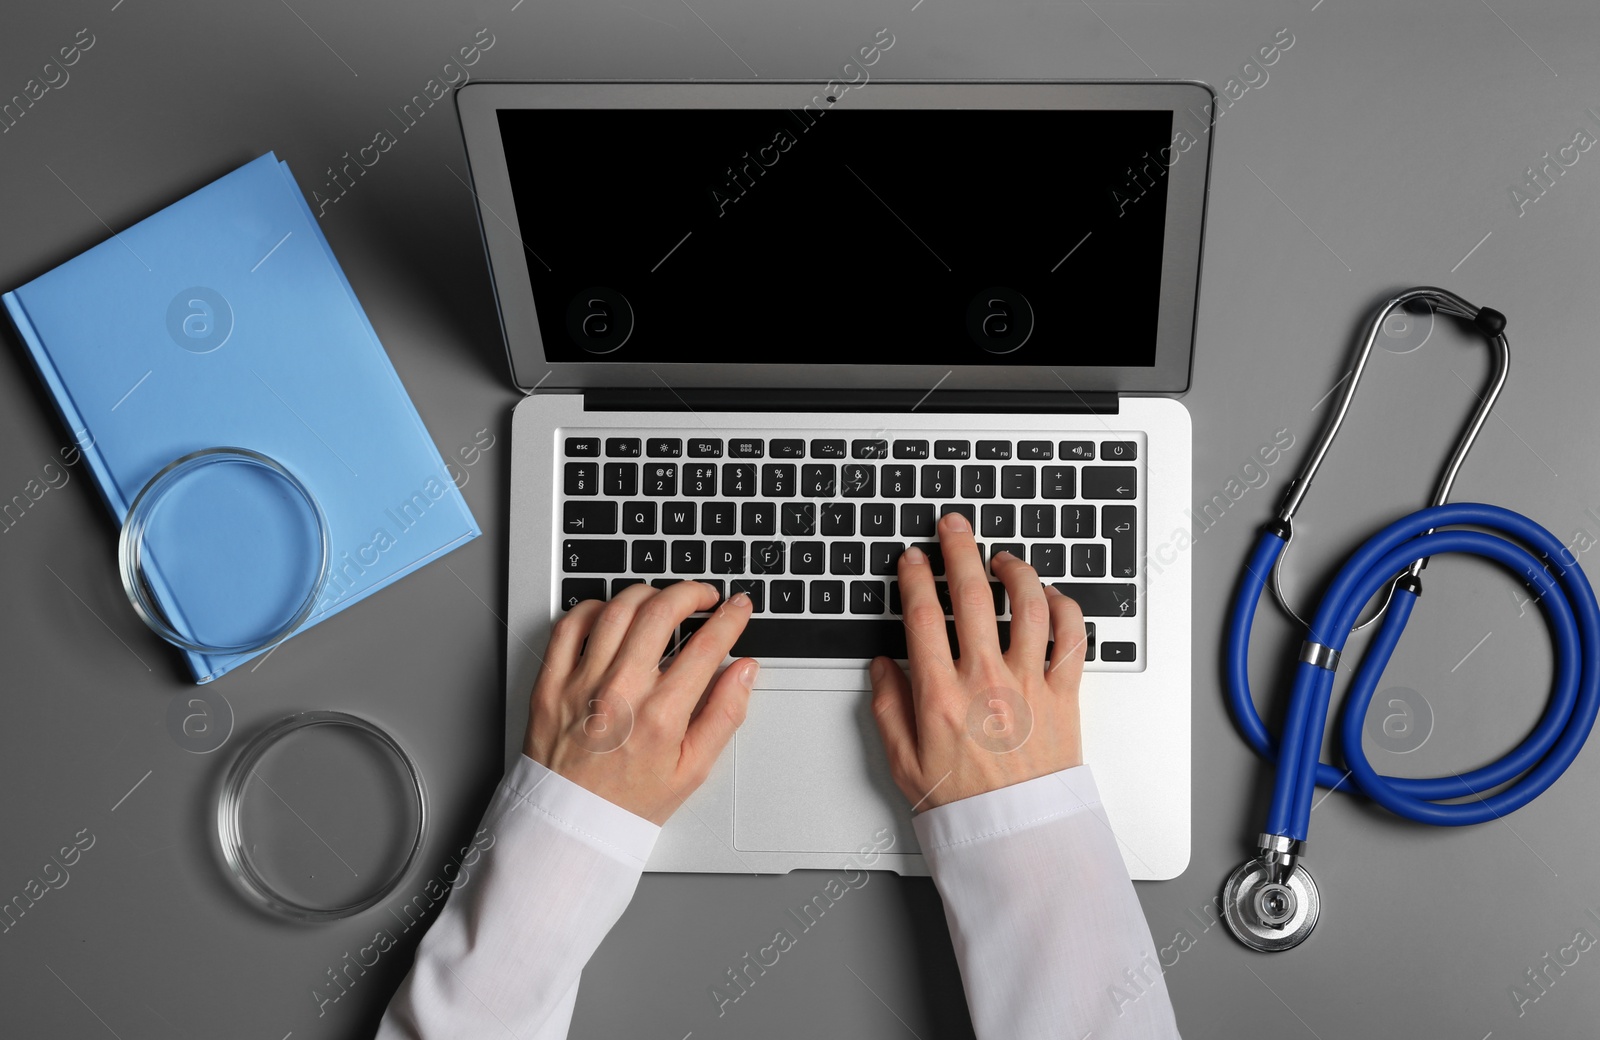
[678,618,1018,659]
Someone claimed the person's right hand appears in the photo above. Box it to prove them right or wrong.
[869,510,1088,811]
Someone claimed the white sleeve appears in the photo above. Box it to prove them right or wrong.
[912,764,1183,1040]
[376,754,660,1040]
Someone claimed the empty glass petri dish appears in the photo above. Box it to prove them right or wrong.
[118,446,329,656]
[217,712,426,921]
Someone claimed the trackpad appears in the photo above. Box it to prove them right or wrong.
[734,688,920,855]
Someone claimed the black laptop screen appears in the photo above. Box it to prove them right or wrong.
[497,107,1173,366]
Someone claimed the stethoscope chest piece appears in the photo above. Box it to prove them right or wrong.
[1222,853,1320,953]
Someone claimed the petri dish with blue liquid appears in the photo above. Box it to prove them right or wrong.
[119,446,329,656]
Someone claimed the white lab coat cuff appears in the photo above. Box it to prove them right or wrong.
[911,763,1104,852]
[495,754,662,869]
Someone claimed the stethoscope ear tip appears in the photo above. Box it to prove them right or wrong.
[1221,855,1320,953]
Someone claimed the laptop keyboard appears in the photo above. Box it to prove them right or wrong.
[556,430,1143,667]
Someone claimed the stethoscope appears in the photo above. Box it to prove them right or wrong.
[1222,286,1600,952]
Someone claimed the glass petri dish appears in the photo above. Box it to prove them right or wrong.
[118,447,329,656]
[217,712,426,922]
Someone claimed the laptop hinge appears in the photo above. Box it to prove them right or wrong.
[582,388,1119,414]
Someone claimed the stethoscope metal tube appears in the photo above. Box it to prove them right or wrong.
[1222,290,1600,953]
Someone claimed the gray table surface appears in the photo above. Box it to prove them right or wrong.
[6,1,1600,1036]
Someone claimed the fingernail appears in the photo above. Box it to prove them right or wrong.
[738,660,760,686]
[993,549,1014,561]
[902,545,926,564]
[730,591,751,608]
[943,511,970,533]
[1045,584,1063,596]
[869,657,885,680]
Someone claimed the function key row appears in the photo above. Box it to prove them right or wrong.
[566,436,1139,462]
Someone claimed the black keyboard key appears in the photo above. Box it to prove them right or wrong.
[977,440,1012,460]
[935,439,971,460]
[632,540,667,573]
[1001,466,1035,499]
[622,501,656,534]
[671,540,706,573]
[1030,543,1066,577]
[881,465,917,498]
[894,439,930,459]
[1082,466,1136,500]
[761,463,797,498]
[981,504,1016,538]
[869,541,905,575]
[1062,505,1096,539]
[1104,505,1138,578]
[730,578,766,612]
[1101,641,1136,662]
[920,465,956,499]
[1060,440,1095,461]
[1018,440,1053,460]
[684,464,718,496]
[565,437,601,458]
[990,542,1026,565]
[820,502,855,536]
[564,462,599,496]
[563,501,616,535]
[561,578,605,609]
[941,503,975,530]
[960,465,996,499]
[729,438,764,458]
[1021,504,1054,539]
[900,503,935,537]
[1071,543,1107,577]
[852,439,889,459]
[860,503,895,536]
[662,502,696,534]
[701,502,736,535]
[792,541,826,574]
[1049,583,1137,617]
[1041,466,1076,499]
[830,541,866,575]
[1101,440,1138,461]
[851,580,887,614]
[840,464,876,498]
[647,437,682,458]
[563,539,625,572]
[722,463,757,497]
[771,439,806,459]
[751,541,786,574]
[643,463,677,496]
[689,438,724,458]
[710,540,746,574]
[1085,621,1097,662]
[741,501,776,535]
[603,462,638,497]
[802,464,837,497]
[611,577,645,596]
[911,541,946,575]
[770,580,805,613]
[810,580,845,613]
[606,437,641,457]
[676,617,1036,658]
[811,439,847,459]
[650,578,682,589]
[782,502,816,536]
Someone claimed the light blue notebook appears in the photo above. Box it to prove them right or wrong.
[4,153,480,683]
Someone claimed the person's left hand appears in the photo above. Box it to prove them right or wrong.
[524,582,759,825]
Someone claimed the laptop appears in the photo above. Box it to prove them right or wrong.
[457,80,1207,879]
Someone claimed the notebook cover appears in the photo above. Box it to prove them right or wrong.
[3,153,480,682]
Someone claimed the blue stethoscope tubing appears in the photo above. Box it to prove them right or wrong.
[1227,501,1600,840]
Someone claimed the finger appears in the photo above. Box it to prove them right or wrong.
[993,550,1049,672]
[612,580,722,677]
[938,511,1000,669]
[539,597,606,686]
[575,581,662,674]
[1044,586,1089,688]
[868,656,921,791]
[658,590,755,706]
[896,542,955,692]
[678,657,759,783]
